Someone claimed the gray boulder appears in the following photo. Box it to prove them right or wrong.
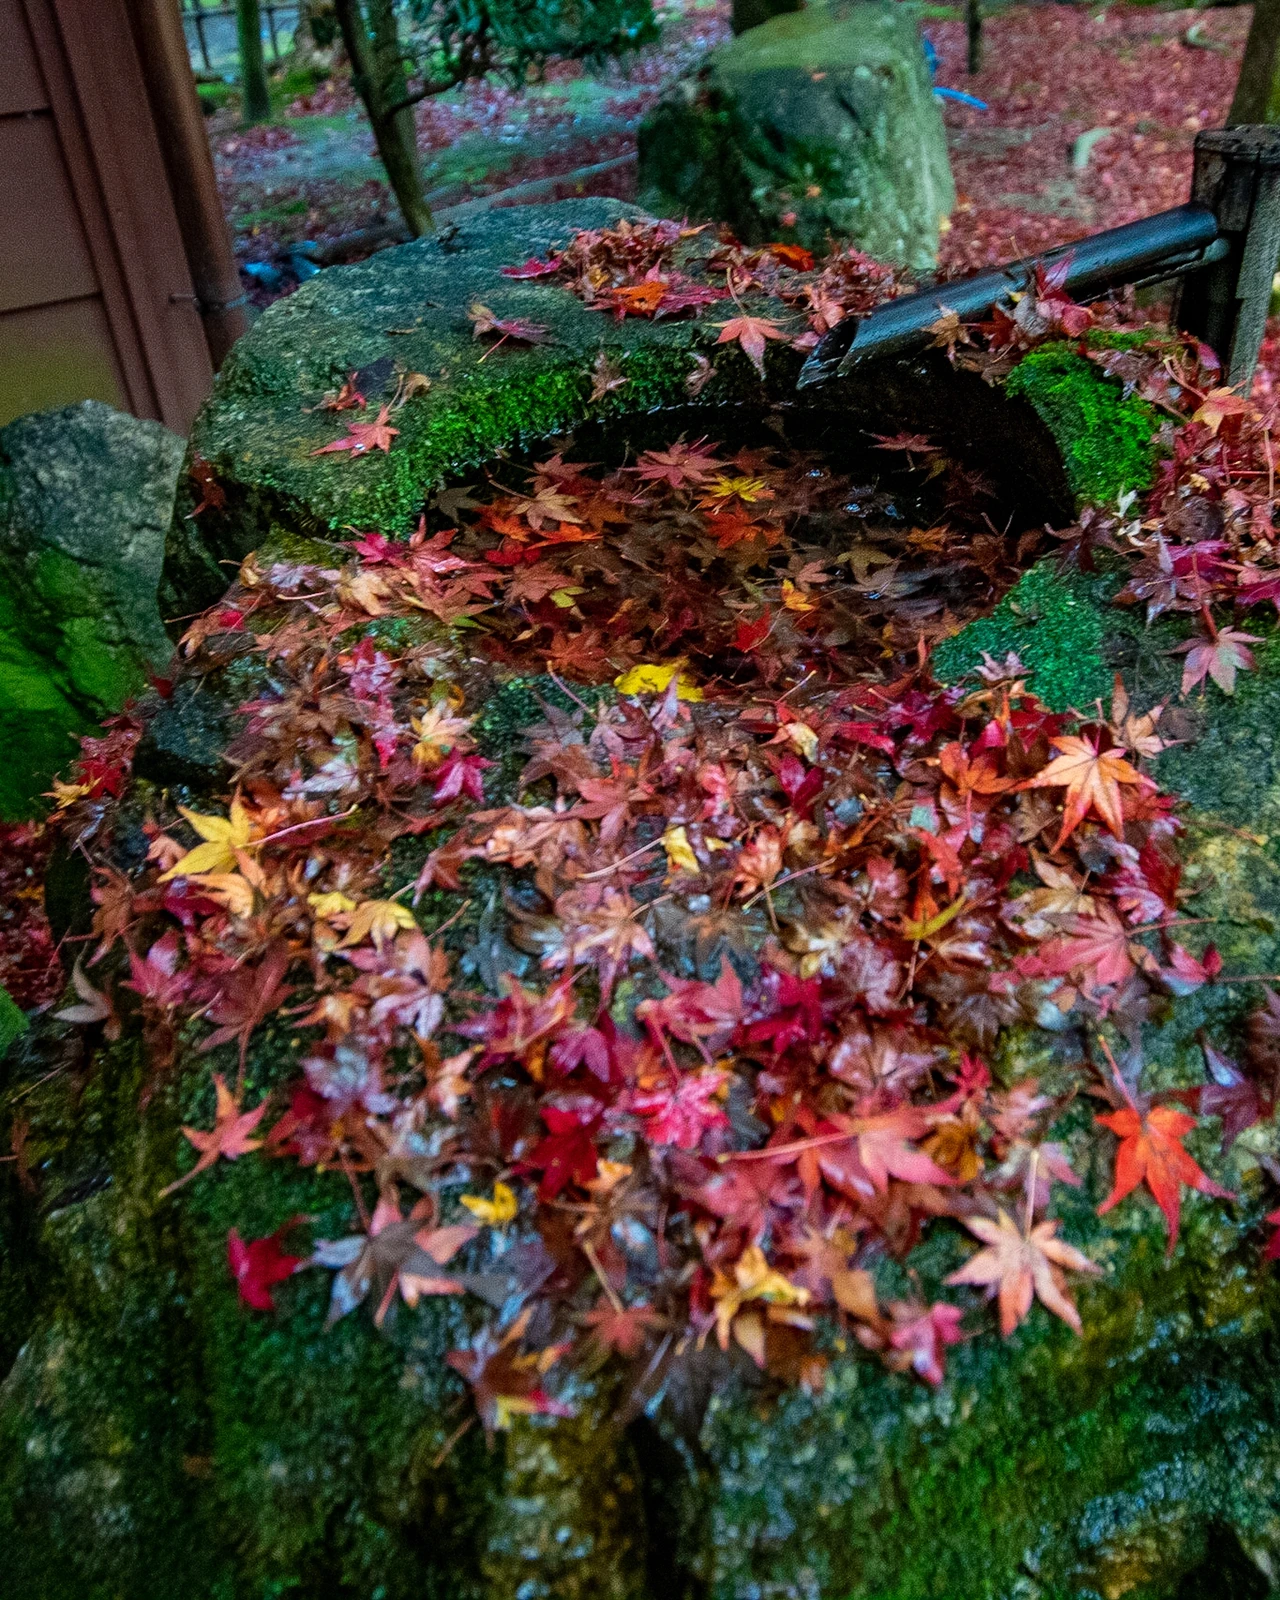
[637,0,955,269]
[0,400,181,816]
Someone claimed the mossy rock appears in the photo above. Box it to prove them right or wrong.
[637,0,955,267]
[0,401,181,817]
[11,204,1263,1600]
[162,198,1158,628]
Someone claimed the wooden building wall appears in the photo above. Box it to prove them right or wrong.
[0,0,215,432]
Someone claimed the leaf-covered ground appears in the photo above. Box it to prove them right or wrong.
[33,215,1280,1433]
[217,1,1254,309]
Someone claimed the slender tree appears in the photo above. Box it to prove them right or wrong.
[965,0,982,75]
[237,0,273,125]
[333,0,434,236]
[1229,0,1280,125]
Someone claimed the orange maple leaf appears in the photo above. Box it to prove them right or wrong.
[160,1073,267,1195]
[606,280,668,316]
[1096,1103,1234,1253]
[946,1209,1100,1336]
[1024,733,1143,848]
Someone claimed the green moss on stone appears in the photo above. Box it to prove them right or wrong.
[932,558,1115,710]
[161,202,807,618]
[1006,344,1160,507]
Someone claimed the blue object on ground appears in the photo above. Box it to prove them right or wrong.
[241,260,284,291]
[934,86,989,109]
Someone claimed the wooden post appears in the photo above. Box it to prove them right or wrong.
[125,0,251,369]
[1174,126,1280,389]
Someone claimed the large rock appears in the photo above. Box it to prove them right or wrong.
[0,401,181,816]
[160,199,1074,623]
[637,1,955,267]
[13,206,1276,1600]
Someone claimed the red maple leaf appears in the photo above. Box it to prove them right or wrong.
[310,404,399,457]
[886,1300,965,1386]
[1096,1102,1233,1253]
[582,1299,665,1357]
[625,1066,729,1149]
[468,302,554,347]
[199,944,295,1078]
[528,1097,603,1197]
[500,255,562,279]
[634,440,723,489]
[228,1219,305,1311]
[1199,1041,1266,1153]
[1174,626,1261,696]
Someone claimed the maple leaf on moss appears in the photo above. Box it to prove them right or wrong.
[582,1299,665,1357]
[199,945,295,1078]
[886,1300,965,1386]
[767,242,815,271]
[500,255,561,279]
[336,898,419,950]
[1174,625,1261,697]
[467,302,553,346]
[1096,1102,1233,1253]
[161,1073,267,1195]
[310,404,398,458]
[714,314,789,379]
[228,1219,306,1312]
[946,1209,1100,1335]
[1023,733,1144,848]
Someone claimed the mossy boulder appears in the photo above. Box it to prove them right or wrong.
[636,0,955,267]
[10,203,1272,1600]
[0,400,181,817]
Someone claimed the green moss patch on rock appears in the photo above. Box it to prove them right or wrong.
[933,558,1116,711]
[0,400,181,817]
[1005,343,1160,509]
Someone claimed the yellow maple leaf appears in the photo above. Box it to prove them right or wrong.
[662,825,700,874]
[780,580,816,614]
[187,872,256,918]
[337,898,418,948]
[308,891,359,919]
[160,797,257,880]
[710,1244,810,1350]
[410,702,474,769]
[460,1180,519,1226]
[782,720,819,761]
[613,662,703,701]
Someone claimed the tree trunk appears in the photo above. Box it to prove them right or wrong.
[966,0,982,75]
[333,0,434,236]
[1230,0,1280,125]
[292,0,337,71]
[236,0,272,125]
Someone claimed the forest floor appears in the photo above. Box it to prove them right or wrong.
[211,2,1252,297]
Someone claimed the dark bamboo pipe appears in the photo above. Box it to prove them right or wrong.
[798,202,1227,387]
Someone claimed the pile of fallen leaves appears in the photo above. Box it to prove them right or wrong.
[41,220,1280,1437]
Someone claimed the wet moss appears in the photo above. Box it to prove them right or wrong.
[1006,344,1160,508]
[932,559,1115,711]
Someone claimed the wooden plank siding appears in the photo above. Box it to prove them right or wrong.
[0,0,215,431]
